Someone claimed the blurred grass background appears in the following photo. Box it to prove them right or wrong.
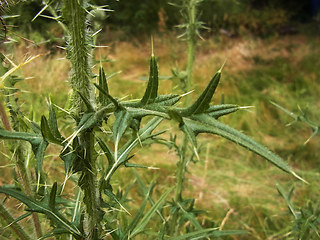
[0,1,319,239]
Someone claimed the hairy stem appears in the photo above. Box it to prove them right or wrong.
[62,0,101,239]
[172,0,197,235]
[15,145,43,238]
[79,132,101,239]
[0,202,32,240]
[174,0,197,206]
[63,0,94,121]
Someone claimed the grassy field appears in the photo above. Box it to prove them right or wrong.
[1,32,319,239]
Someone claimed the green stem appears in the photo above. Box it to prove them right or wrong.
[172,0,198,235]
[184,0,196,101]
[62,1,101,238]
[63,0,94,121]
[15,145,43,238]
[174,0,197,205]
[79,132,101,240]
[0,202,32,240]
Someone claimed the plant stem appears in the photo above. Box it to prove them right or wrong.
[79,131,101,240]
[62,0,101,238]
[174,0,197,205]
[184,0,196,100]
[0,202,32,240]
[0,101,11,131]
[15,145,43,238]
[63,0,94,121]
[172,0,198,235]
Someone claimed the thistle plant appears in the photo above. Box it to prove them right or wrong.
[0,1,306,240]
[271,101,319,145]
[277,184,320,239]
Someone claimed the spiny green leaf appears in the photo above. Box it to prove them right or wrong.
[7,212,32,226]
[48,102,64,141]
[97,137,114,166]
[41,116,63,145]
[184,114,306,182]
[75,106,111,133]
[181,67,222,116]
[270,101,299,121]
[127,107,168,119]
[276,184,298,219]
[30,121,42,134]
[76,90,95,112]
[70,189,82,231]
[0,129,41,145]
[60,146,77,174]
[205,104,240,119]
[130,187,173,238]
[117,117,163,165]
[94,83,120,109]
[168,109,199,159]
[38,228,71,240]
[153,94,181,106]
[134,170,166,222]
[124,162,147,168]
[168,108,183,123]
[49,182,58,210]
[0,187,83,238]
[34,140,49,175]
[180,123,199,160]
[98,66,109,106]
[104,118,163,183]
[141,55,158,105]
[121,183,155,240]
[0,129,48,174]
[113,109,132,145]
[178,202,202,230]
